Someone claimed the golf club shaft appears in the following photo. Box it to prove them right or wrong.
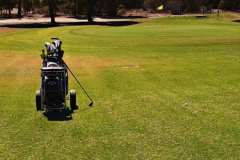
[63,61,94,105]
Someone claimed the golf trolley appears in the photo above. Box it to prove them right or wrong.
[36,38,93,112]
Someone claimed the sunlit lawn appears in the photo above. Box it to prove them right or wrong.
[0,14,239,159]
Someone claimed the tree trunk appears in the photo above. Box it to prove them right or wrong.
[49,0,56,24]
[8,8,11,17]
[17,0,22,18]
[73,0,78,16]
[87,0,95,23]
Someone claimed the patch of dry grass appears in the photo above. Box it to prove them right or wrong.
[65,55,141,73]
[0,27,17,33]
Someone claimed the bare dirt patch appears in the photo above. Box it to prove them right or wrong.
[124,9,169,18]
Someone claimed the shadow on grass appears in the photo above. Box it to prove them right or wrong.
[196,15,208,19]
[1,21,140,28]
[233,19,240,23]
[43,107,77,121]
[71,15,146,19]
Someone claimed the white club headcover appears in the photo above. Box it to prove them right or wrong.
[53,40,62,50]
[45,42,56,53]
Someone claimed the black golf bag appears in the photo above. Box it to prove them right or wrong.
[36,38,77,112]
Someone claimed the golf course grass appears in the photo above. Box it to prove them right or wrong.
[0,14,239,159]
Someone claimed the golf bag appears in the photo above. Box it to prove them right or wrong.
[36,38,77,112]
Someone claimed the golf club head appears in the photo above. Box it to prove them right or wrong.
[52,40,62,49]
[45,42,56,53]
[89,102,94,107]
[51,37,60,40]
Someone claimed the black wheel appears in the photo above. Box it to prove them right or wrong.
[36,90,42,111]
[70,90,77,110]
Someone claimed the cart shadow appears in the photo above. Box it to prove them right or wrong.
[43,107,78,121]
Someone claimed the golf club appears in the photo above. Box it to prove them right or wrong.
[63,60,94,107]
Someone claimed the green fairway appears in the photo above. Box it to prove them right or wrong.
[0,15,240,159]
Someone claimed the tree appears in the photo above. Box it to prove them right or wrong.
[144,0,162,11]
[17,0,22,18]
[167,0,185,15]
[48,0,56,24]
[122,0,144,9]
[5,0,15,16]
[184,0,199,12]
[87,0,95,22]
[222,0,240,10]
[23,0,33,14]
[73,0,78,16]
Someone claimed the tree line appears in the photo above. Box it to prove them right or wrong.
[0,0,239,23]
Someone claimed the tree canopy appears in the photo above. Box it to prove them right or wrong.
[0,0,239,23]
